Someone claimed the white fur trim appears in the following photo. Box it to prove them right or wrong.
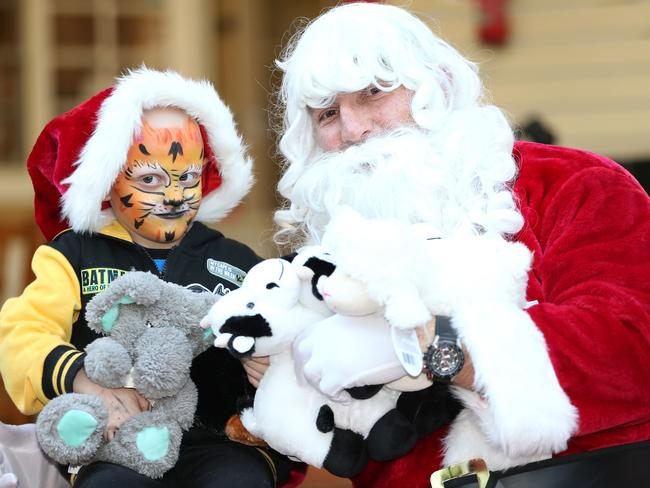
[443,396,551,471]
[61,66,253,234]
[445,303,578,468]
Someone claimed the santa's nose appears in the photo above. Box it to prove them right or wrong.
[339,105,372,146]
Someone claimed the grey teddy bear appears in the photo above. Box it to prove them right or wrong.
[35,271,217,478]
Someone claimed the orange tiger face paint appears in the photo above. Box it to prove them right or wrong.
[109,115,204,248]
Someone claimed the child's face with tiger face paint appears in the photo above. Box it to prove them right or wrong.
[109,112,204,248]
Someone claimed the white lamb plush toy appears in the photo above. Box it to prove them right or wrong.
[199,257,400,477]
[320,208,577,470]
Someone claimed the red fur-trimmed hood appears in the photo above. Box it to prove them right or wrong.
[27,67,253,240]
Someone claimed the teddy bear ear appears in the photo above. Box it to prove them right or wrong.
[84,271,163,334]
[109,271,164,306]
[97,295,134,333]
[86,293,134,334]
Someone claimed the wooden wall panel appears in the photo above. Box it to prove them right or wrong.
[393,0,650,162]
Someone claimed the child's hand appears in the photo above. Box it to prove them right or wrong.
[241,356,270,388]
[97,387,150,441]
[73,368,149,440]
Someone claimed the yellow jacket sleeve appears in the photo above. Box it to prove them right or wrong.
[0,245,82,415]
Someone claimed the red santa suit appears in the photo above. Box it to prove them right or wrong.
[353,140,650,488]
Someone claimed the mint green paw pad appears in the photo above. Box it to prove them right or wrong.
[136,427,169,461]
[57,410,98,448]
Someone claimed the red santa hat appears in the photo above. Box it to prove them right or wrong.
[27,67,254,241]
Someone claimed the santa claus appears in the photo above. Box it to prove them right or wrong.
[256,3,650,487]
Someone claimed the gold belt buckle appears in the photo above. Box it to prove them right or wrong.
[430,459,490,488]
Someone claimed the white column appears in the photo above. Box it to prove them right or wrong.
[20,0,54,151]
[164,0,213,78]
[91,0,119,92]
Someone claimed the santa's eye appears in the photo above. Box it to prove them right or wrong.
[246,302,255,309]
[365,86,381,96]
[266,282,279,290]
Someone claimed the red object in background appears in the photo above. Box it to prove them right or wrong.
[478,0,509,46]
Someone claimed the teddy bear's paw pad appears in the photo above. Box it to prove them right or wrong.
[57,409,99,448]
[136,427,170,461]
[36,393,106,464]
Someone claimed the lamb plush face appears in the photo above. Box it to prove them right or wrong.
[317,269,380,316]
[201,259,304,357]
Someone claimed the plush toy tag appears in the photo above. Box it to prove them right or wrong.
[390,326,423,377]
[123,367,135,388]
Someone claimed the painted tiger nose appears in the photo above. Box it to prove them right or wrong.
[164,187,184,204]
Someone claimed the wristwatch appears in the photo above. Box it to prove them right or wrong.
[423,316,464,382]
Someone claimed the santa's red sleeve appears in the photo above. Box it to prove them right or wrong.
[353,142,650,488]
[514,142,650,452]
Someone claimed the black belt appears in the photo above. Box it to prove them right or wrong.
[431,440,650,488]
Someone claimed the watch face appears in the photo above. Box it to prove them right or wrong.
[426,341,464,380]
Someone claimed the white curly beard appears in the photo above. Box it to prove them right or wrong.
[275,125,523,245]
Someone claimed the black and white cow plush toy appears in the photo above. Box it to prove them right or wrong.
[200,257,403,477]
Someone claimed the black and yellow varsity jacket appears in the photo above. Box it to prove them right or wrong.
[0,220,260,431]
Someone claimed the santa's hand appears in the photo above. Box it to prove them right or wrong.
[293,314,407,401]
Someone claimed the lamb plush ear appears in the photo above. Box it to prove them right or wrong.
[295,264,314,282]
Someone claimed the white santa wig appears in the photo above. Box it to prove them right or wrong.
[274,3,523,246]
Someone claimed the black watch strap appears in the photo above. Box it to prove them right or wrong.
[435,315,457,342]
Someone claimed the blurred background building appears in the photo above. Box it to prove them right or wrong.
[1,1,649,486]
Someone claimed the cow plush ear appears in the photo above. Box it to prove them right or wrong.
[228,335,255,358]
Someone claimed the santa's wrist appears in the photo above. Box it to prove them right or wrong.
[452,343,474,390]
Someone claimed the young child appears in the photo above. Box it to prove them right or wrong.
[0,68,302,487]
